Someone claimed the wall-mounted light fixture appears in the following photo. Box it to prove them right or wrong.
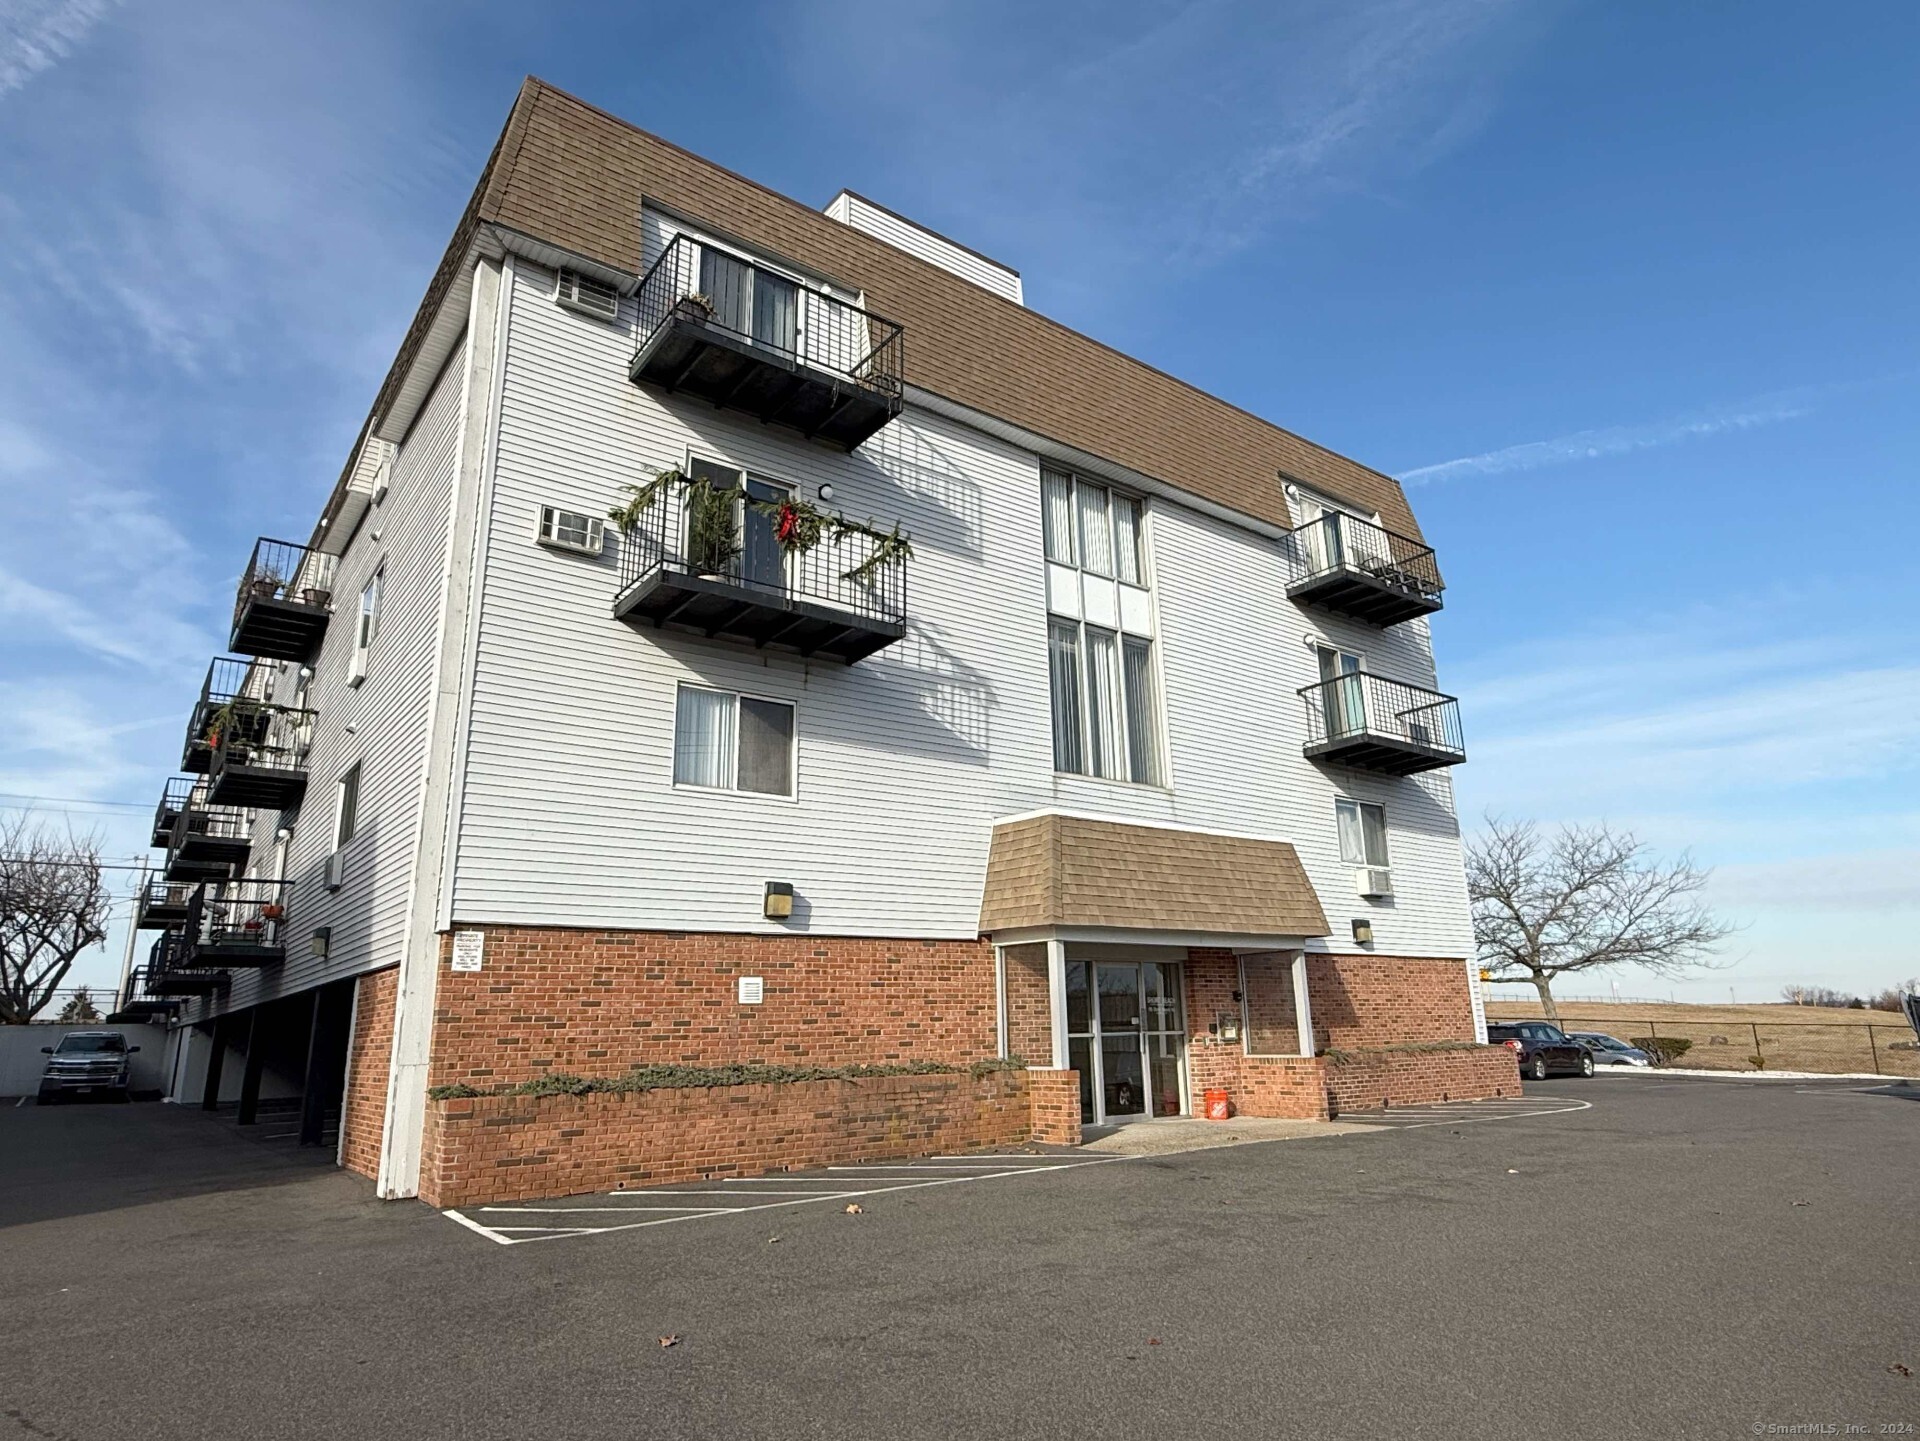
[311,926,332,958]
[1351,919,1373,945]
[276,827,294,842]
[817,484,835,503]
[763,882,794,921]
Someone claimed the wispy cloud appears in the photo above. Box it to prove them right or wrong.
[0,0,115,98]
[1400,389,1817,484]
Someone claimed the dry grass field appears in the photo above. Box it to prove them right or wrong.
[1485,999,1920,1078]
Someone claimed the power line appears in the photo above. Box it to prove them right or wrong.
[0,793,153,811]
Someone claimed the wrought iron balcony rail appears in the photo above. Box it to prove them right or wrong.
[183,657,274,771]
[146,931,223,994]
[232,538,336,662]
[635,234,905,400]
[208,701,314,772]
[153,776,200,847]
[172,799,252,846]
[612,473,909,665]
[183,877,291,960]
[1286,512,1443,627]
[1299,672,1465,774]
[137,875,196,928]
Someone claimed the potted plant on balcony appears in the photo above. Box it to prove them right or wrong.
[673,291,714,324]
[686,476,741,579]
[299,584,332,608]
[249,568,285,602]
[260,902,285,921]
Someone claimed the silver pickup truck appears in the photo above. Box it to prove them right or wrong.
[37,1031,140,1103]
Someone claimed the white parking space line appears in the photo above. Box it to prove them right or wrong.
[1354,1098,1592,1130]
[480,1205,742,1214]
[445,1154,1135,1247]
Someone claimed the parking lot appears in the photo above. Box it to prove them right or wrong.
[3,1077,1916,1440]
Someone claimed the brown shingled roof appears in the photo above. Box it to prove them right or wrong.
[368,76,1426,540]
[979,814,1330,938]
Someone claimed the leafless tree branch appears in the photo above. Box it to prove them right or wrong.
[0,812,111,1024]
[1467,815,1736,1024]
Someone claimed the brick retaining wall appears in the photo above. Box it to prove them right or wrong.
[339,967,398,1180]
[1323,1046,1519,1115]
[419,1067,1060,1207]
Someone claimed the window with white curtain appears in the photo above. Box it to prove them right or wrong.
[1335,799,1389,868]
[1042,466,1162,785]
[674,685,794,796]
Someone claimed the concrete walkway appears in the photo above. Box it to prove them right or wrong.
[1077,1115,1376,1156]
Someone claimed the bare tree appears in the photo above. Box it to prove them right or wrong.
[1467,817,1734,1025]
[0,813,111,1024]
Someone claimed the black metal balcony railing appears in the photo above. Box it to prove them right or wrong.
[630,234,905,451]
[182,657,272,773]
[208,703,314,809]
[1286,513,1444,628]
[612,473,909,665]
[146,932,224,996]
[152,776,198,848]
[231,538,336,662]
[1300,672,1466,775]
[182,877,290,967]
[135,874,196,930]
[169,797,253,872]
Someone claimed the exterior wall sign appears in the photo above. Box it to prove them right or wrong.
[451,931,485,973]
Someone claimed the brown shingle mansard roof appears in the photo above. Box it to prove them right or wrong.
[365,76,1426,540]
[980,814,1331,938]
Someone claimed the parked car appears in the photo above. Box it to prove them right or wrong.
[1570,1031,1652,1067]
[1486,1021,1593,1080]
[37,1031,139,1104]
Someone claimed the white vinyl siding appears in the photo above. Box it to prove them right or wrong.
[444,249,1470,959]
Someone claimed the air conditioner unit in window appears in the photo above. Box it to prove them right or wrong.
[554,268,619,321]
[324,851,346,892]
[1355,867,1394,899]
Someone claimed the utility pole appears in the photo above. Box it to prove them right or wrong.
[114,858,148,1012]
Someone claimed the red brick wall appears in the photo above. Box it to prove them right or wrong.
[1026,1067,1082,1146]
[428,927,998,1089]
[419,1068,1046,1207]
[1324,1047,1519,1115]
[1181,949,1327,1120]
[339,967,398,1181]
[1001,943,1052,1065]
[1307,954,1476,1049]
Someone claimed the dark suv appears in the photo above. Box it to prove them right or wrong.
[1486,1021,1593,1081]
[37,1031,139,1103]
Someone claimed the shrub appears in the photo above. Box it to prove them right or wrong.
[429,1058,1024,1102]
[1631,1036,1693,1066]
[1747,1053,1766,1070]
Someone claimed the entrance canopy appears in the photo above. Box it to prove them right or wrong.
[980,812,1330,945]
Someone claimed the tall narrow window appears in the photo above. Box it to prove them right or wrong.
[334,764,362,851]
[674,685,794,797]
[1041,469,1162,785]
[350,566,383,683]
[1048,620,1085,774]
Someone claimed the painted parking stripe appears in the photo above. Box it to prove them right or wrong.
[444,1154,1135,1246]
[1354,1099,1591,1129]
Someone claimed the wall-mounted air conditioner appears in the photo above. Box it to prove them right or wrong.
[1355,867,1394,899]
[554,268,619,321]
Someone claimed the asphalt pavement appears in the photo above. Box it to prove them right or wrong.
[2,1077,1915,1440]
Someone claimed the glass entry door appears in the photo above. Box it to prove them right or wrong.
[1066,959,1187,1125]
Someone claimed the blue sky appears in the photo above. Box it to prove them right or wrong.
[2,0,1915,1004]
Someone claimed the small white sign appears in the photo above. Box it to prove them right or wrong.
[450,931,485,973]
[737,975,764,1005]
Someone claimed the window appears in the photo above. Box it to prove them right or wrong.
[1336,799,1388,868]
[349,566,383,683]
[1042,468,1160,785]
[334,764,361,850]
[673,685,794,797]
[537,505,606,556]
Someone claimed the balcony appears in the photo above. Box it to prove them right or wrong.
[1300,672,1466,776]
[629,234,905,452]
[145,933,224,996]
[181,658,266,774]
[612,470,908,665]
[231,538,336,662]
[168,797,252,873]
[135,875,195,930]
[181,878,290,968]
[207,702,313,809]
[151,776,197,848]
[1287,513,1443,628]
